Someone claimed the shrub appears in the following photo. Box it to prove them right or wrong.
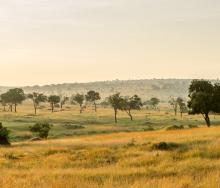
[166,125,184,131]
[0,122,10,145]
[63,124,85,130]
[151,142,179,151]
[29,123,53,139]
[4,153,19,160]
[188,124,198,129]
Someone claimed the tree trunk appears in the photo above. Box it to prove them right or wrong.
[129,112,133,121]
[114,109,117,123]
[14,104,17,113]
[204,113,211,127]
[51,103,54,113]
[34,102,37,115]
[127,110,133,121]
[9,105,13,112]
[80,105,82,114]
[94,102,97,112]
[3,106,6,112]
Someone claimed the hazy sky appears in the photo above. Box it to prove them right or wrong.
[1,0,220,86]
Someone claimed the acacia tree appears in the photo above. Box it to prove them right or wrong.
[0,93,13,112]
[169,97,178,116]
[188,80,214,127]
[122,95,143,121]
[28,93,47,115]
[176,97,187,117]
[85,90,101,112]
[72,94,85,113]
[150,97,160,110]
[108,93,124,123]
[0,95,7,112]
[60,96,69,110]
[1,88,25,112]
[48,95,60,113]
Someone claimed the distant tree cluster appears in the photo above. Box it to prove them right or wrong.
[0,88,25,112]
[169,97,187,117]
[108,93,142,122]
[144,98,160,110]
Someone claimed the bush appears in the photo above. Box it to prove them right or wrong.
[151,142,179,151]
[63,124,85,130]
[188,124,198,129]
[29,123,53,139]
[0,122,10,145]
[166,125,184,131]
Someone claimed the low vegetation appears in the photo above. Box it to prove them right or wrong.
[0,122,10,145]
[29,123,53,139]
[0,127,220,187]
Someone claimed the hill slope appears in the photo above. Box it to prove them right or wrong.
[1,79,193,101]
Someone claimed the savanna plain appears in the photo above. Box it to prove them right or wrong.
[1,102,220,188]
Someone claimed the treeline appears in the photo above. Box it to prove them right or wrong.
[0,80,220,127]
[0,88,185,122]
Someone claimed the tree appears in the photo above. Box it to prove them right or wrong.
[100,98,110,108]
[0,95,7,112]
[169,97,178,116]
[60,96,69,110]
[48,95,60,113]
[176,97,187,117]
[150,97,160,110]
[72,94,85,113]
[122,95,143,121]
[188,80,214,127]
[108,93,124,123]
[29,123,53,139]
[213,83,220,113]
[28,93,47,115]
[85,90,101,112]
[1,88,25,112]
[0,123,10,145]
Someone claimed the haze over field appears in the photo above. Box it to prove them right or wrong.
[1,0,220,86]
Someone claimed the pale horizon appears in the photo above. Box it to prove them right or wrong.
[1,0,220,86]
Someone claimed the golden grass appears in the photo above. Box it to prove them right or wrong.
[1,127,220,187]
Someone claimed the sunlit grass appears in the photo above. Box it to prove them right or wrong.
[1,102,220,187]
[0,127,220,187]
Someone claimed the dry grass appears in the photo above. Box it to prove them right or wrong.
[1,127,220,187]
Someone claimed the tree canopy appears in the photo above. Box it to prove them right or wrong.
[72,94,85,113]
[0,88,25,112]
[48,95,60,113]
[108,93,124,123]
[121,95,143,121]
[188,80,220,127]
[28,93,47,114]
[85,90,101,112]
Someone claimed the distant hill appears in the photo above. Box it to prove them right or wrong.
[0,79,195,102]
[2,79,219,102]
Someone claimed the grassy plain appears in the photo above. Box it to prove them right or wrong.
[0,102,220,187]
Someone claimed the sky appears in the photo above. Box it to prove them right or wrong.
[0,0,220,86]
